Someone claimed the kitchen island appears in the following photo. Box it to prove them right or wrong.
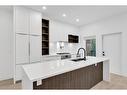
[22,56,110,89]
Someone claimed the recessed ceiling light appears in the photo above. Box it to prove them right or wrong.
[62,13,66,17]
[42,6,47,10]
[76,19,79,22]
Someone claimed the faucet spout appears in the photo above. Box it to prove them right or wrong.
[77,48,86,60]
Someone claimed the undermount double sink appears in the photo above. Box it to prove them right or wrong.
[71,58,86,62]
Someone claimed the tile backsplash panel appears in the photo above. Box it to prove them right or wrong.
[49,42,80,55]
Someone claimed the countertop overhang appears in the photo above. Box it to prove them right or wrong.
[22,56,109,81]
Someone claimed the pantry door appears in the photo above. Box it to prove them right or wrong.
[102,33,121,75]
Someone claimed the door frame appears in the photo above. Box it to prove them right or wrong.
[83,35,96,56]
[84,35,96,40]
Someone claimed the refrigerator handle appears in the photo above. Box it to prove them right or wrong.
[29,40,30,63]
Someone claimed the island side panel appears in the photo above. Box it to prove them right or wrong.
[22,68,33,89]
[33,62,103,89]
[103,60,110,81]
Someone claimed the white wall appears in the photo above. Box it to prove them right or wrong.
[49,20,80,54]
[79,13,127,77]
[0,7,13,81]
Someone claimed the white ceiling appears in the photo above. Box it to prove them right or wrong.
[28,6,127,26]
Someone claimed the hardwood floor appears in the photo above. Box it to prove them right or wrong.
[0,73,127,89]
[0,79,21,89]
[92,73,127,89]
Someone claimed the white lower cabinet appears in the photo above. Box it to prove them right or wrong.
[15,34,29,81]
[15,64,23,81]
[15,35,41,81]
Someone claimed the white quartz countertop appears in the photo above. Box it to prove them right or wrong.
[22,56,109,81]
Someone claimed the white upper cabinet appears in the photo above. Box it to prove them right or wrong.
[16,34,29,64]
[50,21,68,42]
[30,35,41,63]
[15,7,42,35]
[30,10,42,35]
[15,7,30,34]
[49,20,78,42]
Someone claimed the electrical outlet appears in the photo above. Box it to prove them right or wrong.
[95,63,97,66]
[37,80,42,86]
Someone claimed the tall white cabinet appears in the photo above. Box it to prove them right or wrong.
[14,7,42,82]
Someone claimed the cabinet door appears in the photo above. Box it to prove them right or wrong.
[94,63,103,84]
[50,21,68,42]
[16,34,29,64]
[30,10,42,35]
[15,64,22,81]
[30,35,41,63]
[15,7,29,34]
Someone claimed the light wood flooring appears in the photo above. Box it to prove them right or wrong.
[92,73,127,89]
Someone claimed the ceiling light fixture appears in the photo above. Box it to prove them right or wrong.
[62,13,66,17]
[42,6,47,10]
[76,19,79,22]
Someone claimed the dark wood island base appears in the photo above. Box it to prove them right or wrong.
[33,62,103,89]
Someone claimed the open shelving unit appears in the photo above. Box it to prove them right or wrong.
[42,19,49,55]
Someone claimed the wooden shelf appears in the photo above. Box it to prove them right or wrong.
[42,47,49,49]
[42,19,49,55]
[42,33,49,35]
[42,40,49,42]
[42,26,48,28]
